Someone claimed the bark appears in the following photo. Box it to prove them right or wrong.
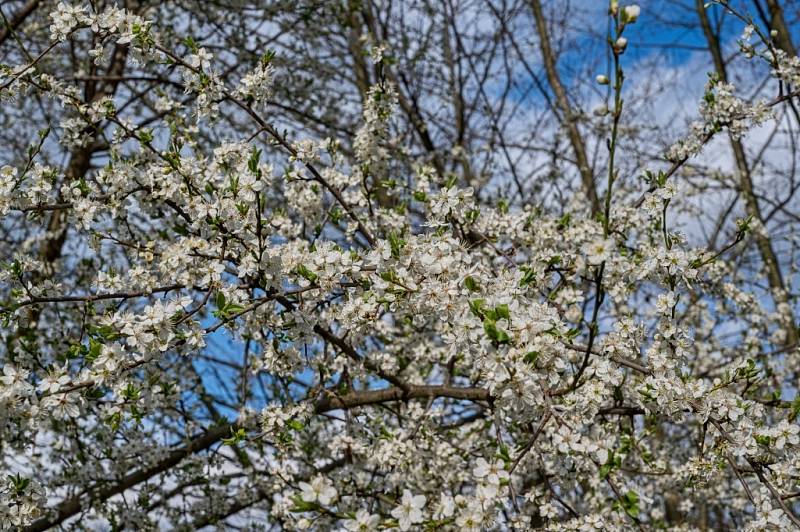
[0,0,40,47]
[529,0,600,215]
[764,0,797,57]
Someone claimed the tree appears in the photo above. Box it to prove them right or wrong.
[1,0,799,529]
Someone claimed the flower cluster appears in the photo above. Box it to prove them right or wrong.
[1,2,800,531]
[667,78,772,161]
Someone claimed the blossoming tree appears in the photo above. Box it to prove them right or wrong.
[1,0,800,529]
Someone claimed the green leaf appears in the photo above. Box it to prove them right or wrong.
[137,129,153,144]
[105,411,122,430]
[388,232,406,259]
[86,337,103,363]
[790,395,800,422]
[495,304,510,322]
[7,474,30,494]
[621,491,640,518]
[519,268,536,287]
[88,324,121,341]
[182,36,199,53]
[261,49,276,66]
[289,495,319,513]
[122,383,140,401]
[296,264,318,283]
[286,419,304,431]
[469,299,486,318]
[754,434,772,447]
[463,276,480,292]
[222,427,247,446]
[496,445,511,464]
[599,450,617,479]
[248,146,262,174]
[483,319,511,345]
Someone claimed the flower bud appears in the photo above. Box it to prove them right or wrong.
[623,5,640,23]
[614,37,628,53]
[610,0,619,15]
[593,104,609,116]
[771,29,779,38]
[596,74,610,85]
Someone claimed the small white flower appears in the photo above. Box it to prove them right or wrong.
[188,48,213,70]
[344,509,380,531]
[1,365,27,386]
[370,44,387,64]
[774,421,799,450]
[455,508,484,531]
[432,493,455,519]
[0,165,17,179]
[582,237,616,265]
[390,490,426,531]
[540,502,559,519]
[37,373,70,394]
[472,457,509,485]
[298,475,337,505]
